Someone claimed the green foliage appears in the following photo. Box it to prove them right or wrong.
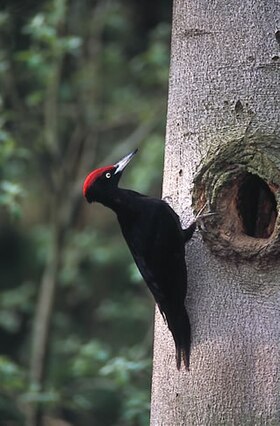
[0,357,26,424]
[0,356,25,392]
[0,0,170,424]
[0,134,27,216]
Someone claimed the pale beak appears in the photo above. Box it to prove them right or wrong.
[114,149,138,174]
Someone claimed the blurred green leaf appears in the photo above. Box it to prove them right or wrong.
[0,356,25,392]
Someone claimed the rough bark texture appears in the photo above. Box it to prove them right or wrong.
[151,1,280,425]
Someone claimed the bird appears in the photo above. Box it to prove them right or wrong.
[83,149,199,370]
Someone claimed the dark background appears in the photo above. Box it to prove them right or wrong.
[0,0,172,424]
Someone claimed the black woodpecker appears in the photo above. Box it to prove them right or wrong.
[83,149,201,370]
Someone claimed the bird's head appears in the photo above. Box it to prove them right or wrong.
[83,149,138,203]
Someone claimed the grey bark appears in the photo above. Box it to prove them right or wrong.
[151,1,280,425]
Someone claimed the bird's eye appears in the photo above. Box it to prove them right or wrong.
[105,172,111,179]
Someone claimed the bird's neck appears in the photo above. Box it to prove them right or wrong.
[97,187,136,214]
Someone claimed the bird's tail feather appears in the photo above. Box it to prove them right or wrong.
[165,307,191,371]
[176,341,190,371]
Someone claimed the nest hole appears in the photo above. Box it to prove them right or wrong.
[236,173,277,238]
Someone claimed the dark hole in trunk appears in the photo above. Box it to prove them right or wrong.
[237,173,277,238]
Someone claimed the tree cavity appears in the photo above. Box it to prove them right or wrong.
[236,173,277,239]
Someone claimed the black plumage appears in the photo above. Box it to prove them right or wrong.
[83,150,196,370]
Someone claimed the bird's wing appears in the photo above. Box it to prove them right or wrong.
[120,199,187,307]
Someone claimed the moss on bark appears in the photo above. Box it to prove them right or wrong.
[192,133,280,264]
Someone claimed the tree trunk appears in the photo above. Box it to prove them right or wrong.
[151,1,280,424]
